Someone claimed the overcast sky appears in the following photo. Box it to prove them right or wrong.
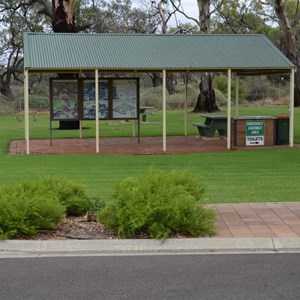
[131,0,199,28]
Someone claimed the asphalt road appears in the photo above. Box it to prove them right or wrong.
[1,254,300,300]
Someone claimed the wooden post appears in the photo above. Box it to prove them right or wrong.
[184,73,188,136]
[289,68,295,147]
[95,69,99,153]
[227,69,232,150]
[163,69,167,152]
[235,76,239,116]
[24,69,30,155]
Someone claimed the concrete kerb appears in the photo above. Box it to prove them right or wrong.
[1,238,300,258]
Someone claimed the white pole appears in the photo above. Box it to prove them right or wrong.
[24,69,30,155]
[184,73,188,136]
[163,69,167,152]
[227,69,232,150]
[289,68,295,147]
[132,121,135,137]
[95,70,99,153]
[235,76,239,116]
[79,120,83,139]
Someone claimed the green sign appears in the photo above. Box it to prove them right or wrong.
[245,120,265,146]
[246,120,264,136]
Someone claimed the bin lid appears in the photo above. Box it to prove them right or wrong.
[277,115,289,119]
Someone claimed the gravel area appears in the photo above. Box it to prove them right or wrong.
[15,216,120,240]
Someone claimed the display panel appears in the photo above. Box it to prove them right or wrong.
[83,80,109,119]
[50,77,139,121]
[112,80,138,119]
[51,80,78,120]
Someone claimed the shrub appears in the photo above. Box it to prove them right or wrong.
[34,177,90,216]
[140,85,199,110]
[215,74,247,103]
[97,169,216,239]
[0,177,91,239]
[0,183,66,239]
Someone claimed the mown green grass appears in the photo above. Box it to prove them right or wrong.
[1,106,300,203]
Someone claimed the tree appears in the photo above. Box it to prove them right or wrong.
[151,0,178,94]
[0,0,47,100]
[265,0,300,106]
[214,0,300,107]
[170,0,220,112]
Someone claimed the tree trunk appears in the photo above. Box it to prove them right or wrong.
[271,0,300,106]
[0,80,14,101]
[166,73,177,95]
[150,73,162,87]
[193,0,219,112]
[52,0,79,129]
[52,0,76,32]
[193,73,219,112]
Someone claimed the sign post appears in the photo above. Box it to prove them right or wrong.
[246,120,265,146]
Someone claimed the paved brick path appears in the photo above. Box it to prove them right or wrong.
[212,202,300,238]
[10,136,292,155]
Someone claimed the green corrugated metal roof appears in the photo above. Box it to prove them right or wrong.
[23,32,294,73]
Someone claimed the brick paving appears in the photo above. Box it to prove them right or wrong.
[212,202,300,238]
[9,136,292,155]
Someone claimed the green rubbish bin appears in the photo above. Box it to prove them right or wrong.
[276,116,289,145]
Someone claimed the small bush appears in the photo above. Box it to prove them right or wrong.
[36,177,90,216]
[0,183,66,239]
[140,85,199,110]
[0,177,91,239]
[97,169,216,239]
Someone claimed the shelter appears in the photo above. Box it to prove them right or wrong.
[23,32,295,154]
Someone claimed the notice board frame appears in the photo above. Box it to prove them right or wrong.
[50,77,140,122]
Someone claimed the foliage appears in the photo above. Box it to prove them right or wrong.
[214,88,227,106]
[80,0,159,34]
[97,169,216,239]
[0,181,65,239]
[140,84,199,109]
[215,75,247,103]
[36,177,90,216]
[244,76,289,102]
[0,177,92,239]
[86,196,106,220]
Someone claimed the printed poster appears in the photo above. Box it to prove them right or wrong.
[112,80,137,119]
[52,80,78,120]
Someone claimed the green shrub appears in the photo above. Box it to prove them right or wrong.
[97,169,216,239]
[0,177,91,239]
[140,85,199,110]
[214,88,227,107]
[35,177,90,216]
[215,74,247,103]
[0,183,66,239]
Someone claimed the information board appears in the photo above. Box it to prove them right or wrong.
[51,80,78,120]
[50,78,139,121]
[112,80,138,119]
[83,80,109,119]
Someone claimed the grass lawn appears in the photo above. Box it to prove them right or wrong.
[0,105,300,203]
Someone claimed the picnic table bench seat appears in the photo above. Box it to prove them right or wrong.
[140,112,155,122]
[193,123,217,137]
[193,115,227,137]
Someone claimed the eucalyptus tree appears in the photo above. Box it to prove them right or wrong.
[0,0,47,100]
[170,0,220,112]
[80,0,158,33]
[212,0,267,34]
[214,0,300,107]
[0,0,159,101]
[263,0,300,106]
